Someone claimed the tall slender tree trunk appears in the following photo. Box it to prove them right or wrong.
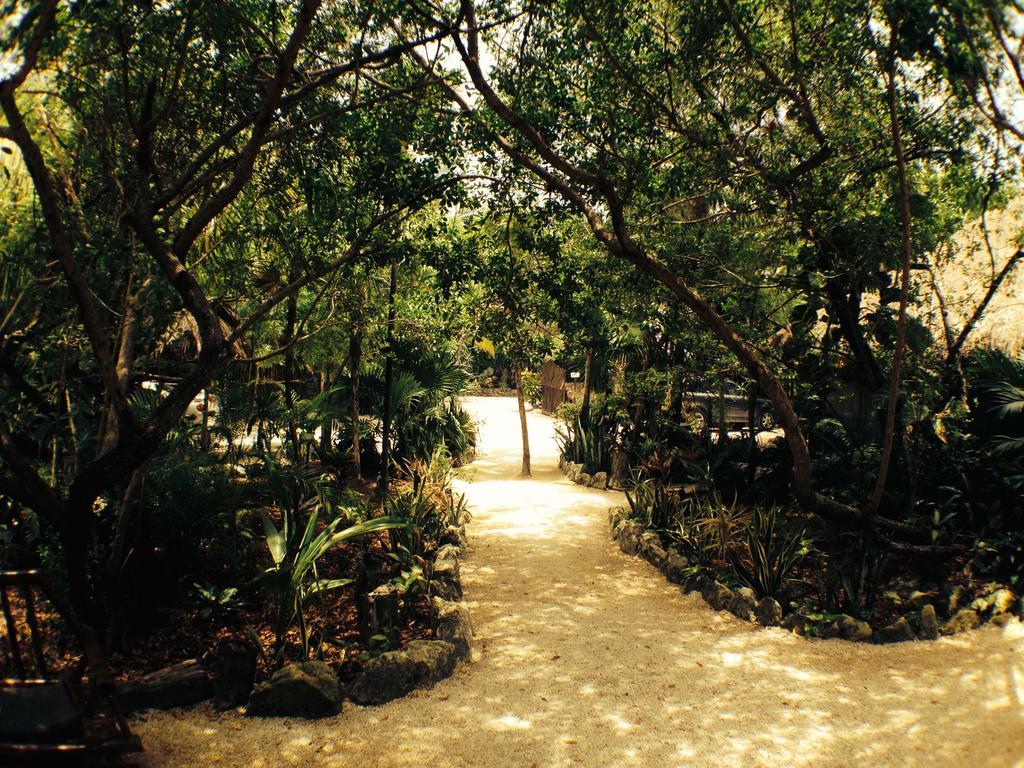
[379,259,399,500]
[824,280,883,390]
[105,464,146,647]
[318,371,332,458]
[283,291,300,461]
[516,363,531,477]
[580,346,594,423]
[866,32,914,530]
[349,319,363,480]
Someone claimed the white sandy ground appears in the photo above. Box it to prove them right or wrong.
[133,396,1024,768]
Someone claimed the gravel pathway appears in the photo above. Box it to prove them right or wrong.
[134,396,1024,767]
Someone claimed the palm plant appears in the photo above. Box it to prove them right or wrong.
[361,351,477,465]
[257,508,404,663]
[986,380,1024,454]
[255,454,404,662]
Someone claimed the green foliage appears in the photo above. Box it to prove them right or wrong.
[386,447,471,557]
[732,505,806,599]
[191,583,239,622]
[695,493,748,565]
[256,454,404,662]
[521,370,542,408]
[256,505,403,664]
[362,350,477,466]
[624,471,681,532]
[555,414,612,474]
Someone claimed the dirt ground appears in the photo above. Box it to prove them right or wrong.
[133,396,1024,768]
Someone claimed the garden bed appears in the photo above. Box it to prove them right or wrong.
[558,458,1021,642]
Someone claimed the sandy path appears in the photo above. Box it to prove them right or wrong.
[134,396,1024,768]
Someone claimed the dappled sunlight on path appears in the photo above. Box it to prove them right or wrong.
[135,396,1024,768]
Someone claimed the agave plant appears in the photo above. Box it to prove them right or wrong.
[695,492,748,564]
[624,470,681,532]
[555,414,611,473]
[732,504,806,599]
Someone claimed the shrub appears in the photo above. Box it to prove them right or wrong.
[731,504,806,598]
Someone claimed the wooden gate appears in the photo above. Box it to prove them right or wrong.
[540,360,566,414]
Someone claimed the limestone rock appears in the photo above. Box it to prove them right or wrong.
[617,521,643,556]
[972,588,1017,617]
[430,578,462,602]
[662,552,691,585]
[638,530,660,551]
[577,472,593,486]
[905,590,938,611]
[348,640,457,706]
[608,507,626,530]
[645,543,668,569]
[435,544,461,566]
[590,471,608,489]
[840,615,873,642]
[638,532,667,568]
[729,587,757,621]
[780,613,809,635]
[947,585,967,615]
[210,638,258,710]
[701,581,734,612]
[991,612,1017,628]
[431,554,461,600]
[941,608,980,636]
[755,597,783,626]
[991,588,1017,615]
[439,525,467,549]
[919,604,939,640]
[433,598,473,660]
[246,661,343,718]
[874,617,916,644]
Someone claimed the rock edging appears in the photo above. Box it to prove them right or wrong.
[608,506,1020,644]
[559,456,611,490]
[347,521,474,706]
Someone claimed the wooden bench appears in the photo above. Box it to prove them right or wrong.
[0,570,142,763]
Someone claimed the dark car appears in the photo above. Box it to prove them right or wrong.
[682,381,776,434]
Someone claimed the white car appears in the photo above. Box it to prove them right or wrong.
[141,381,220,426]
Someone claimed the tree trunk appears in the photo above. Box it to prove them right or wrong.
[580,346,594,423]
[283,291,301,461]
[60,501,95,625]
[349,321,363,480]
[379,259,399,500]
[318,371,332,458]
[825,280,883,390]
[516,363,531,477]
[105,464,147,646]
[866,30,914,528]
